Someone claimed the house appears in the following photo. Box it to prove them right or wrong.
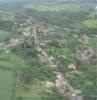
[55,73,66,94]
[68,64,76,70]
[45,81,54,88]
[80,34,89,46]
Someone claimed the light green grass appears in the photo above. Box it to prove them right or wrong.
[24,4,90,12]
[83,19,97,29]
[0,70,15,100]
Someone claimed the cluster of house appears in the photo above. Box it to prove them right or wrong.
[78,34,94,61]
[37,47,83,100]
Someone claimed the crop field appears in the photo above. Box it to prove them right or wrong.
[24,4,91,12]
[0,70,15,100]
[83,19,97,29]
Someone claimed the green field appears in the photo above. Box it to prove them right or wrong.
[0,30,14,41]
[24,4,91,12]
[0,53,27,70]
[89,36,97,54]
[45,47,75,64]
[83,19,97,29]
[0,14,8,20]
[0,70,15,100]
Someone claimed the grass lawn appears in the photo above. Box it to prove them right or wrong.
[83,19,97,29]
[24,4,91,12]
[0,70,15,100]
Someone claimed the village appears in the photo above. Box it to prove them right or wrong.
[0,14,96,100]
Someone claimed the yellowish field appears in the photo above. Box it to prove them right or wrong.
[83,19,97,29]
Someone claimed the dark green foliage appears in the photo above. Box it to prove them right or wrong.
[28,59,55,81]
[19,67,33,85]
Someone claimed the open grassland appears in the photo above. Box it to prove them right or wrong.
[24,4,91,12]
[0,70,15,100]
[83,19,97,29]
